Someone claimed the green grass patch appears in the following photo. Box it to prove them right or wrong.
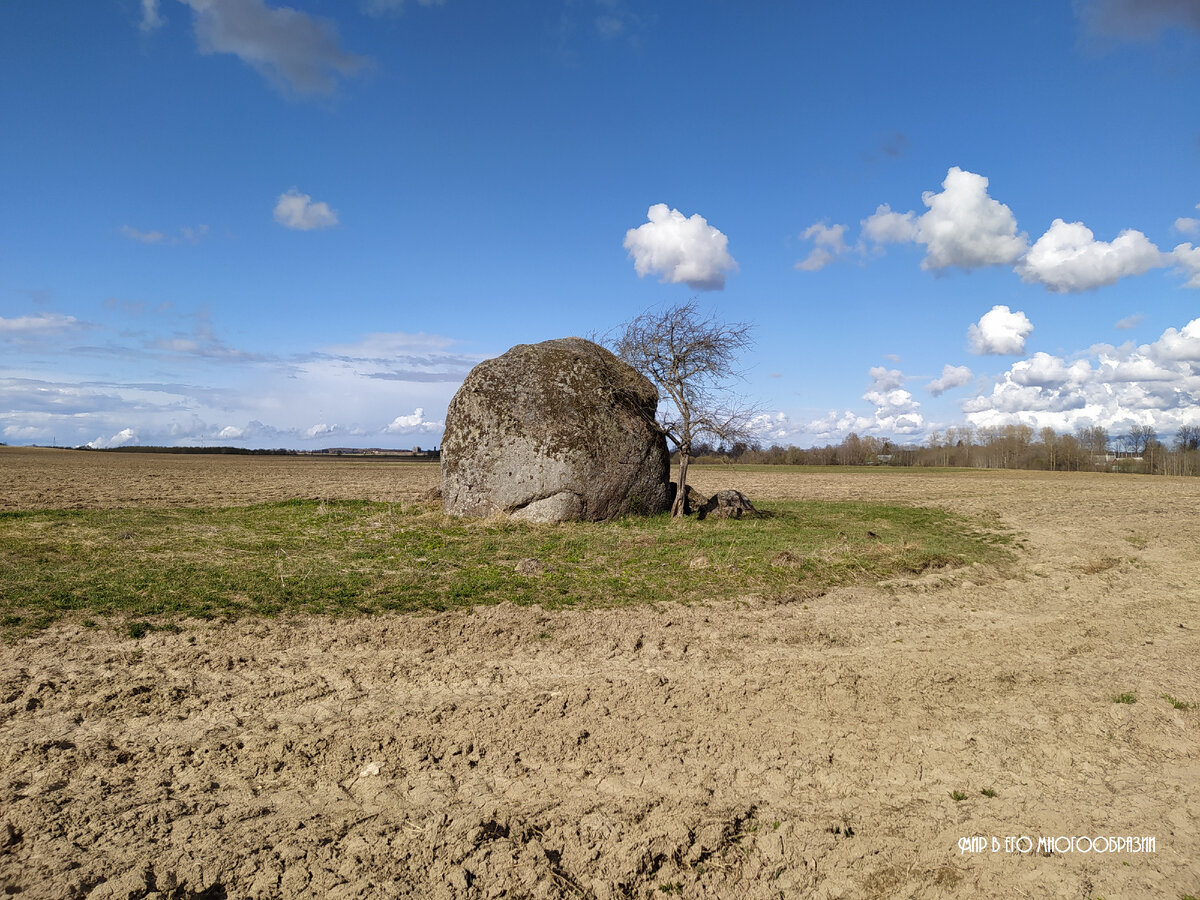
[0,498,1013,639]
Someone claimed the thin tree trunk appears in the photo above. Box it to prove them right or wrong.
[672,449,691,517]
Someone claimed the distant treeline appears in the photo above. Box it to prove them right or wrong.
[76,445,441,460]
[688,424,1200,477]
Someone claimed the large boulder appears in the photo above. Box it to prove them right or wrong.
[441,337,672,522]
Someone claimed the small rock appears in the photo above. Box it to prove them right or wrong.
[698,489,757,520]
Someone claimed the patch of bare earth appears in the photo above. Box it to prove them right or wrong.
[1,452,1198,898]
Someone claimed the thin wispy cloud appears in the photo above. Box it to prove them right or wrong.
[0,313,83,337]
[362,0,446,14]
[120,224,209,245]
[139,0,165,33]
[795,222,859,272]
[1077,0,1200,39]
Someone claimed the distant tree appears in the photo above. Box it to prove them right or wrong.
[1125,424,1156,456]
[610,301,755,516]
[1075,425,1110,467]
[1175,425,1200,452]
[1039,427,1059,471]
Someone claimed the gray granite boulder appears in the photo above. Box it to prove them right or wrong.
[697,489,757,520]
[441,337,671,522]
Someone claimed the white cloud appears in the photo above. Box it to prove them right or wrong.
[861,367,924,434]
[964,316,1200,435]
[121,223,208,245]
[86,427,138,449]
[968,305,1034,356]
[1115,313,1144,330]
[1175,204,1200,237]
[1009,352,1090,388]
[862,167,1027,271]
[1016,219,1164,293]
[795,222,857,271]
[179,0,367,96]
[305,422,338,439]
[623,203,738,291]
[120,225,166,244]
[140,0,165,32]
[274,188,339,230]
[866,366,905,392]
[860,204,918,244]
[384,408,443,433]
[1151,317,1200,362]
[749,411,792,442]
[1171,243,1200,288]
[0,313,81,337]
[926,364,973,396]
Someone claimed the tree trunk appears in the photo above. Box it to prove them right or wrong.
[672,448,691,517]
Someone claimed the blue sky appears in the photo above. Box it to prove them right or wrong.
[2,0,1199,450]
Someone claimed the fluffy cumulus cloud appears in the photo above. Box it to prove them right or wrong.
[1016,219,1164,293]
[1008,352,1091,388]
[795,222,858,271]
[861,167,1027,271]
[274,188,339,230]
[623,204,738,291]
[861,367,924,434]
[964,317,1200,435]
[178,0,367,96]
[86,427,138,450]
[1172,243,1200,288]
[848,168,1192,294]
[749,411,793,442]
[926,364,973,396]
[968,305,1034,356]
[383,408,444,433]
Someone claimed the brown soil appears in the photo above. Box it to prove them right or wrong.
[1,449,1198,898]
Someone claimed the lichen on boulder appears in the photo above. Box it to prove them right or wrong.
[441,337,672,522]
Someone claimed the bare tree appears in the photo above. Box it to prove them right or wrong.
[609,301,755,516]
[1175,425,1200,452]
